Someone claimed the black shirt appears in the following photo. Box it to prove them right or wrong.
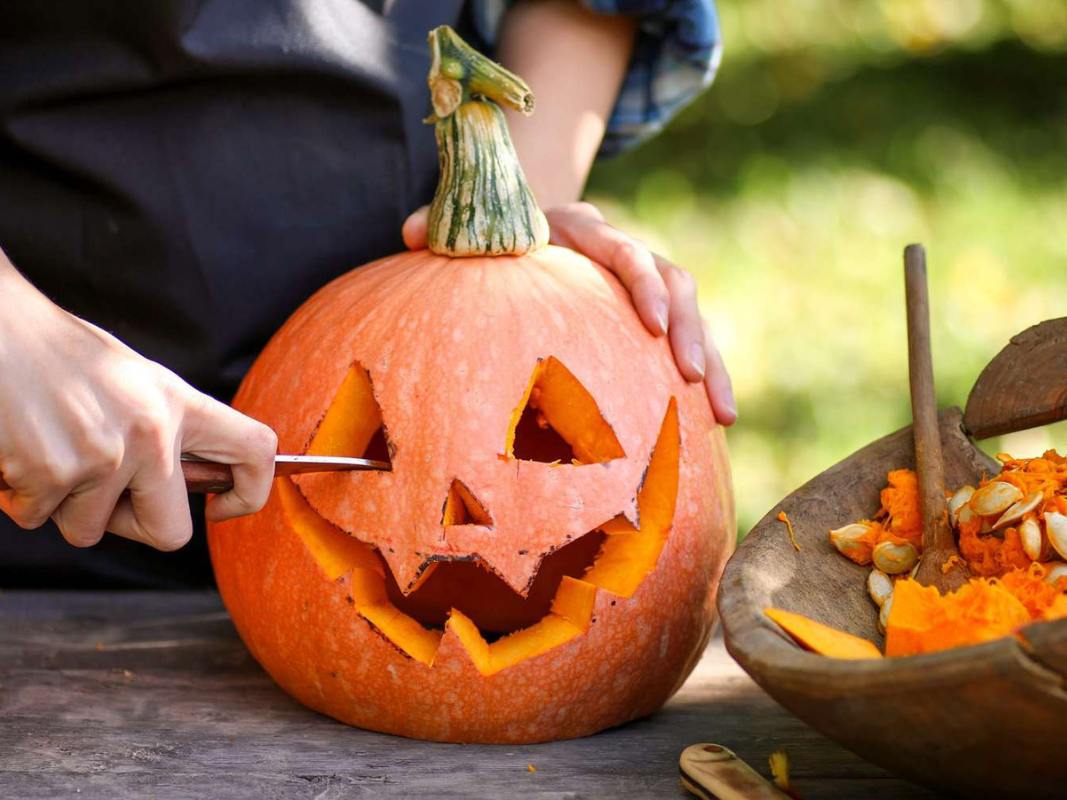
[0,0,465,587]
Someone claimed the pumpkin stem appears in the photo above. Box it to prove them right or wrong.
[426,26,549,257]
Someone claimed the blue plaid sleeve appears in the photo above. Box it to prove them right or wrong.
[469,0,721,157]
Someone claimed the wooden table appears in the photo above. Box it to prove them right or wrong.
[0,592,939,799]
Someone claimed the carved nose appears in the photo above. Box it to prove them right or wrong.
[440,479,493,526]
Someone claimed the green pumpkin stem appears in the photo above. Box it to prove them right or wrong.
[426,26,549,257]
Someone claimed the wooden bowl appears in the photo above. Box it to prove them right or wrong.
[719,405,1067,798]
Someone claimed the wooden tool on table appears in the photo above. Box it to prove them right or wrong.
[679,744,790,800]
[903,244,969,592]
[0,454,390,494]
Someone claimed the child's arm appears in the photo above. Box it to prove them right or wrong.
[497,0,635,210]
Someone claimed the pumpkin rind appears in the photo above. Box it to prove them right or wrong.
[206,26,733,743]
[208,245,734,742]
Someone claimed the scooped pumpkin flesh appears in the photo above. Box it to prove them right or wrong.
[884,563,1067,656]
[791,457,1067,660]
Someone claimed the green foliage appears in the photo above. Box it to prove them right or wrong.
[587,0,1067,537]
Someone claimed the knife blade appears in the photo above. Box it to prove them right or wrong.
[0,454,390,495]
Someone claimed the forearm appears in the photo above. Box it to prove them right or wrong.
[0,248,57,353]
[0,248,33,297]
[498,0,636,208]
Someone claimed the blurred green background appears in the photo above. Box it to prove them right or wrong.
[586,0,1067,538]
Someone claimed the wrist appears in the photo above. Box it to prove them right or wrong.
[0,250,63,353]
[0,250,42,303]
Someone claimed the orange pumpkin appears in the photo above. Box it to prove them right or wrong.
[207,26,734,743]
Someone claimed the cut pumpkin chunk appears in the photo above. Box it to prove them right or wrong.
[765,608,883,660]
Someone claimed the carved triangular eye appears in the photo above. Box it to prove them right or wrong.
[506,357,625,465]
[306,361,393,466]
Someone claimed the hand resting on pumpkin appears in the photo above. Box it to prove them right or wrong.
[0,252,278,550]
[402,203,737,427]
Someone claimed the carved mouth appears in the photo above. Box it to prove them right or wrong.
[381,530,607,639]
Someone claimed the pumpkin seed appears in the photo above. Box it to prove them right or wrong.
[1019,517,1046,562]
[948,485,975,525]
[878,593,893,635]
[1045,562,1067,585]
[992,491,1044,531]
[1045,511,1067,560]
[955,505,976,529]
[969,481,1023,517]
[829,523,873,562]
[872,540,919,575]
[867,569,893,608]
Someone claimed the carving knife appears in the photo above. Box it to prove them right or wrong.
[0,454,390,495]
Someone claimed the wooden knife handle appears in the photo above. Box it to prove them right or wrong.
[0,460,235,495]
[679,744,790,799]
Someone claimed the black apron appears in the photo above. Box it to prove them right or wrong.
[0,0,466,587]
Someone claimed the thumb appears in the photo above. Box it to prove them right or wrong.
[402,206,430,251]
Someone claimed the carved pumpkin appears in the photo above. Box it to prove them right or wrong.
[207,27,735,743]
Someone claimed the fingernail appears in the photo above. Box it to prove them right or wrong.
[689,343,706,380]
[654,302,669,335]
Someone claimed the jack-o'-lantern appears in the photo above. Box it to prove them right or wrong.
[207,26,734,743]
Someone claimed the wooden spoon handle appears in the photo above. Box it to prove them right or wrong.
[0,460,235,495]
[679,744,790,800]
[905,245,949,531]
[905,245,966,590]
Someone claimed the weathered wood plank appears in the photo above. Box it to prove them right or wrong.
[0,591,938,799]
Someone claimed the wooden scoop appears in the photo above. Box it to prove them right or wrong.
[964,316,1067,440]
[904,244,969,592]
